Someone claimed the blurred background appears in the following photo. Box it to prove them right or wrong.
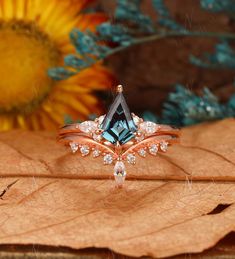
[0,0,234,131]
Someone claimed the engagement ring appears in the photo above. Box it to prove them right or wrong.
[58,85,180,187]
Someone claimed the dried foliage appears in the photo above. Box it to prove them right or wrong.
[0,119,234,257]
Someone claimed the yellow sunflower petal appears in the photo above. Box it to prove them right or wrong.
[14,0,28,19]
[0,0,14,19]
[65,65,116,90]
[0,0,115,131]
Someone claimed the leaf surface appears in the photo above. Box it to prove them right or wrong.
[0,119,234,258]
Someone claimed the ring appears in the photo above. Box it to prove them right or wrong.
[58,85,180,187]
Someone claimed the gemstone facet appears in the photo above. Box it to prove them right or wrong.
[69,142,78,153]
[114,161,126,187]
[101,92,137,145]
[92,149,101,158]
[127,153,136,164]
[138,148,146,157]
[160,141,168,152]
[93,133,102,142]
[149,144,158,155]
[139,121,158,134]
[103,154,113,164]
[80,145,90,156]
[79,121,97,133]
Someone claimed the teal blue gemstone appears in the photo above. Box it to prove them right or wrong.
[101,92,137,145]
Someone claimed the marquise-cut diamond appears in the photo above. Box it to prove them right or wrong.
[79,121,97,133]
[127,153,136,164]
[139,121,158,134]
[114,161,126,187]
[69,142,78,153]
[80,145,90,156]
[160,141,168,152]
[138,148,146,157]
[103,154,113,164]
[92,149,101,158]
[149,144,158,155]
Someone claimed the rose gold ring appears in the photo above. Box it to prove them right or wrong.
[58,85,180,187]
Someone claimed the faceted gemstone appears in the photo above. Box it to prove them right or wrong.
[93,133,102,142]
[79,121,97,133]
[127,153,136,164]
[135,133,144,142]
[149,144,158,155]
[114,161,126,187]
[103,154,113,164]
[138,148,146,157]
[132,114,141,126]
[139,121,158,134]
[101,92,137,145]
[160,141,168,152]
[97,115,105,126]
[80,145,90,156]
[92,149,101,158]
[69,142,78,153]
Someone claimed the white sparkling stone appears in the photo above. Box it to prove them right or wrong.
[138,148,146,157]
[139,121,158,134]
[114,161,126,187]
[135,134,144,142]
[93,133,102,142]
[79,121,97,133]
[103,154,113,164]
[98,115,105,126]
[69,142,78,153]
[92,149,101,158]
[149,144,158,155]
[160,141,168,152]
[133,114,140,126]
[80,145,90,156]
[127,153,136,164]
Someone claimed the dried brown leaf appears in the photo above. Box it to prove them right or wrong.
[0,119,234,258]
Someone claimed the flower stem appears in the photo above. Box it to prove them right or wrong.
[105,30,235,57]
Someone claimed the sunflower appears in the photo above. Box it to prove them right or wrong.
[0,0,114,130]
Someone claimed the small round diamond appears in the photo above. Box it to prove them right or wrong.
[160,141,168,152]
[103,154,113,165]
[139,121,158,134]
[93,133,102,142]
[80,145,90,156]
[133,114,140,126]
[149,144,158,155]
[135,133,144,142]
[79,121,97,133]
[69,142,78,153]
[92,149,101,158]
[127,153,136,164]
[138,148,146,157]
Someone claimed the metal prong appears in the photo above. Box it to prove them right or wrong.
[116,85,123,93]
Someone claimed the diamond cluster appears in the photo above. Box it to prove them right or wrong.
[70,113,169,165]
[123,141,168,165]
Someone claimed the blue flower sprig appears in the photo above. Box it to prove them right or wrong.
[48,0,235,80]
[142,85,235,126]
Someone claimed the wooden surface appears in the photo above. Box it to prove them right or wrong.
[0,232,234,258]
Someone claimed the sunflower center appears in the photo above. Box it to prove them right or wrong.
[0,20,60,114]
